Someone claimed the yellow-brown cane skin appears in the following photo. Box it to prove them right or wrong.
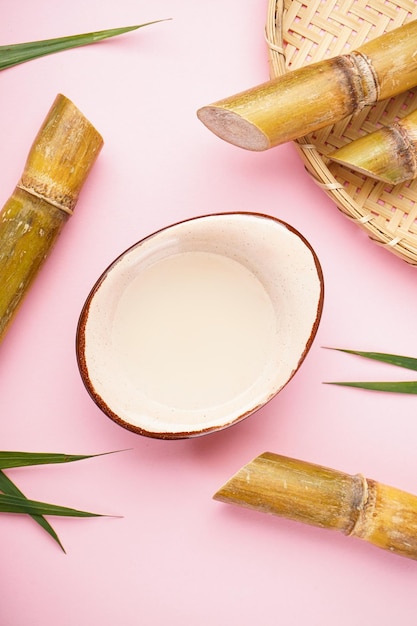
[329,108,417,184]
[214,452,417,561]
[198,21,417,150]
[198,56,364,150]
[0,94,103,343]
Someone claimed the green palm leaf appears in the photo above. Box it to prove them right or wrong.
[0,450,115,469]
[0,493,104,517]
[0,450,123,550]
[0,470,65,551]
[0,21,167,71]
[325,348,417,393]
[325,380,417,394]
[327,348,417,371]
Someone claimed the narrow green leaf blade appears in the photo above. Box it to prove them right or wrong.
[0,21,168,71]
[0,450,117,469]
[0,470,65,551]
[327,348,417,372]
[325,380,417,394]
[0,493,104,517]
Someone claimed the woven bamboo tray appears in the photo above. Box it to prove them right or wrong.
[266,0,417,265]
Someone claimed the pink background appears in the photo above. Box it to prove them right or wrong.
[2,1,417,624]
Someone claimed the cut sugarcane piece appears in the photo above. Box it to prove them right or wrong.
[197,20,417,151]
[214,452,417,561]
[0,94,103,343]
[328,108,417,184]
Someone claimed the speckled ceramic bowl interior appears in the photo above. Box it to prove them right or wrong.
[76,213,324,438]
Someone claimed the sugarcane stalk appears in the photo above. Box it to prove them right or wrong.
[197,20,417,151]
[214,452,417,561]
[328,108,417,184]
[0,94,103,343]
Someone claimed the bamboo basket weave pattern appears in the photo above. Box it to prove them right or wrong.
[266,0,417,265]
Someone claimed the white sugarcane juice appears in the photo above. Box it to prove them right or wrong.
[111,251,277,411]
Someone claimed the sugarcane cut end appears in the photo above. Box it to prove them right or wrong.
[21,94,104,213]
[328,126,415,186]
[197,105,270,151]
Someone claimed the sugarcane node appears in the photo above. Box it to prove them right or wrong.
[328,110,417,185]
[214,452,417,561]
[0,94,103,343]
[197,20,417,151]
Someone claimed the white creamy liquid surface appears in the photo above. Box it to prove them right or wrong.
[111,250,277,411]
